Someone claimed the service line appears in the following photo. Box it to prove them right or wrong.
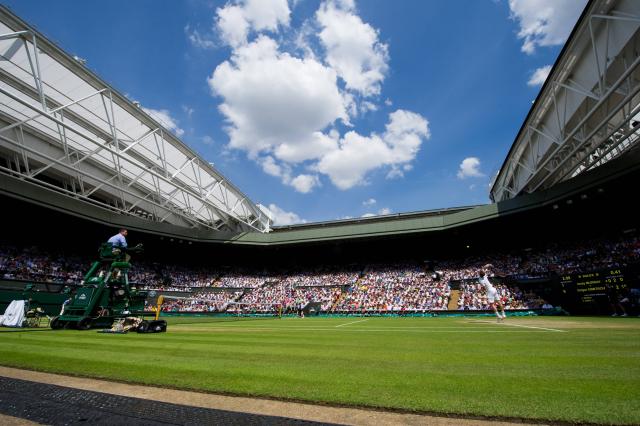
[335,319,370,328]
[468,320,566,332]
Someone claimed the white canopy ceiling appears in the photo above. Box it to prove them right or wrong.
[0,6,271,232]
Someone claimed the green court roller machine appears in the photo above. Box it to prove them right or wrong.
[50,243,166,332]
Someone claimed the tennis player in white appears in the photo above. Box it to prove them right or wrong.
[479,264,506,322]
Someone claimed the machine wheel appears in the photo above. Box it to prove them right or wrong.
[50,317,64,330]
[148,320,167,333]
[137,320,149,333]
[77,318,92,330]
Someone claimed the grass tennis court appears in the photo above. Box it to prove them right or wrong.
[1,316,639,424]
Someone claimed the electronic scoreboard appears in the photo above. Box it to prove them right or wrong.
[559,268,628,313]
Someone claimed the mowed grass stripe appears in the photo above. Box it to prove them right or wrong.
[0,317,638,424]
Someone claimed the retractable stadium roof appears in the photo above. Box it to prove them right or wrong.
[491,0,640,202]
[0,5,271,233]
[3,1,639,244]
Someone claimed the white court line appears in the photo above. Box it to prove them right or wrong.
[174,321,553,331]
[469,320,566,332]
[192,323,512,331]
[177,325,517,330]
[335,319,369,328]
[171,326,556,333]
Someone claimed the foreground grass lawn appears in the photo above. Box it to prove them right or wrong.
[1,316,639,424]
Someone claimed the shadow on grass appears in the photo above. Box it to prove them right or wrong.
[166,317,282,326]
[0,328,54,333]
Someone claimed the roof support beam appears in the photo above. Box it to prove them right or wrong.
[0,15,270,232]
[0,85,265,231]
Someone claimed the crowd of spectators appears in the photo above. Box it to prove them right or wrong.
[1,234,639,313]
[216,270,274,288]
[217,266,360,312]
[289,286,343,311]
[130,263,219,291]
[0,245,84,283]
[279,267,360,287]
[228,282,287,312]
[159,290,243,312]
[277,267,359,311]
[519,237,640,274]
[334,264,450,312]
[436,236,640,279]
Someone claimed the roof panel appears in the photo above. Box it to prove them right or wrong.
[0,6,270,232]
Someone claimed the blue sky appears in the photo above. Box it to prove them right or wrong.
[2,0,587,225]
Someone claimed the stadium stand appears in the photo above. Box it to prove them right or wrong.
[333,264,450,313]
[159,290,243,312]
[2,233,638,314]
[1,0,640,322]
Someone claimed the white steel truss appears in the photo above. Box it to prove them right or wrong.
[0,6,271,232]
[491,0,640,203]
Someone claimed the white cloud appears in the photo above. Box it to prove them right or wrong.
[385,109,430,162]
[209,0,430,193]
[317,110,429,189]
[185,25,215,49]
[361,207,391,217]
[508,0,587,54]
[274,132,338,163]
[142,107,184,137]
[267,203,306,225]
[209,36,347,159]
[216,0,290,48]
[335,0,356,10]
[260,155,287,178]
[386,166,404,179]
[216,5,249,48]
[317,132,387,189]
[457,157,484,179]
[293,19,319,60]
[182,105,195,118]
[361,101,378,113]
[527,65,551,86]
[202,135,214,145]
[290,174,320,193]
[316,0,389,96]
[362,198,376,206]
[244,0,291,31]
[259,156,320,193]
